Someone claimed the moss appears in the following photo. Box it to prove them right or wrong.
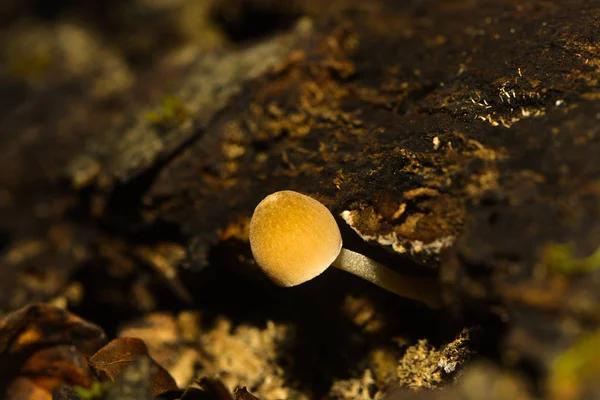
[550,331,600,400]
[73,380,112,399]
[5,46,53,84]
[543,243,600,274]
[147,96,189,129]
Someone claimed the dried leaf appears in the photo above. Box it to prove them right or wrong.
[5,376,52,400]
[233,387,260,400]
[88,337,178,397]
[180,387,206,400]
[0,303,106,357]
[22,346,94,394]
[195,376,234,400]
[118,311,200,387]
[104,357,154,400]
[0,303,105,396]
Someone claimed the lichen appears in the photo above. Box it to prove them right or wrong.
[397,329,471,390]
[397,339,443,389]
[329,369,380,400]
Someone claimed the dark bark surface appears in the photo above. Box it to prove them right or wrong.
[0,0,599,399]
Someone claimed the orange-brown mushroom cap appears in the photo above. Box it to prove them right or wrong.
[249,190,343,286]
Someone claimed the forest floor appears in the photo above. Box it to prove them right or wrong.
[1,0,600,399]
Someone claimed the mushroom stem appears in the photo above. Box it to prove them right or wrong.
[331,248,443,309]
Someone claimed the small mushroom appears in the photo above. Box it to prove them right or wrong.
[249,190,442,309]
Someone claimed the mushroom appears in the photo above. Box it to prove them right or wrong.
[249,190,443,309]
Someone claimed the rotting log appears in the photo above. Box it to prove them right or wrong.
[0,0,599,398]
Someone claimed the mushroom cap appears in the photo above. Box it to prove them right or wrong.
[249,190,343,287]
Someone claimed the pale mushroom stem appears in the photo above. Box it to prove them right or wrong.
[331,248,443,309]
